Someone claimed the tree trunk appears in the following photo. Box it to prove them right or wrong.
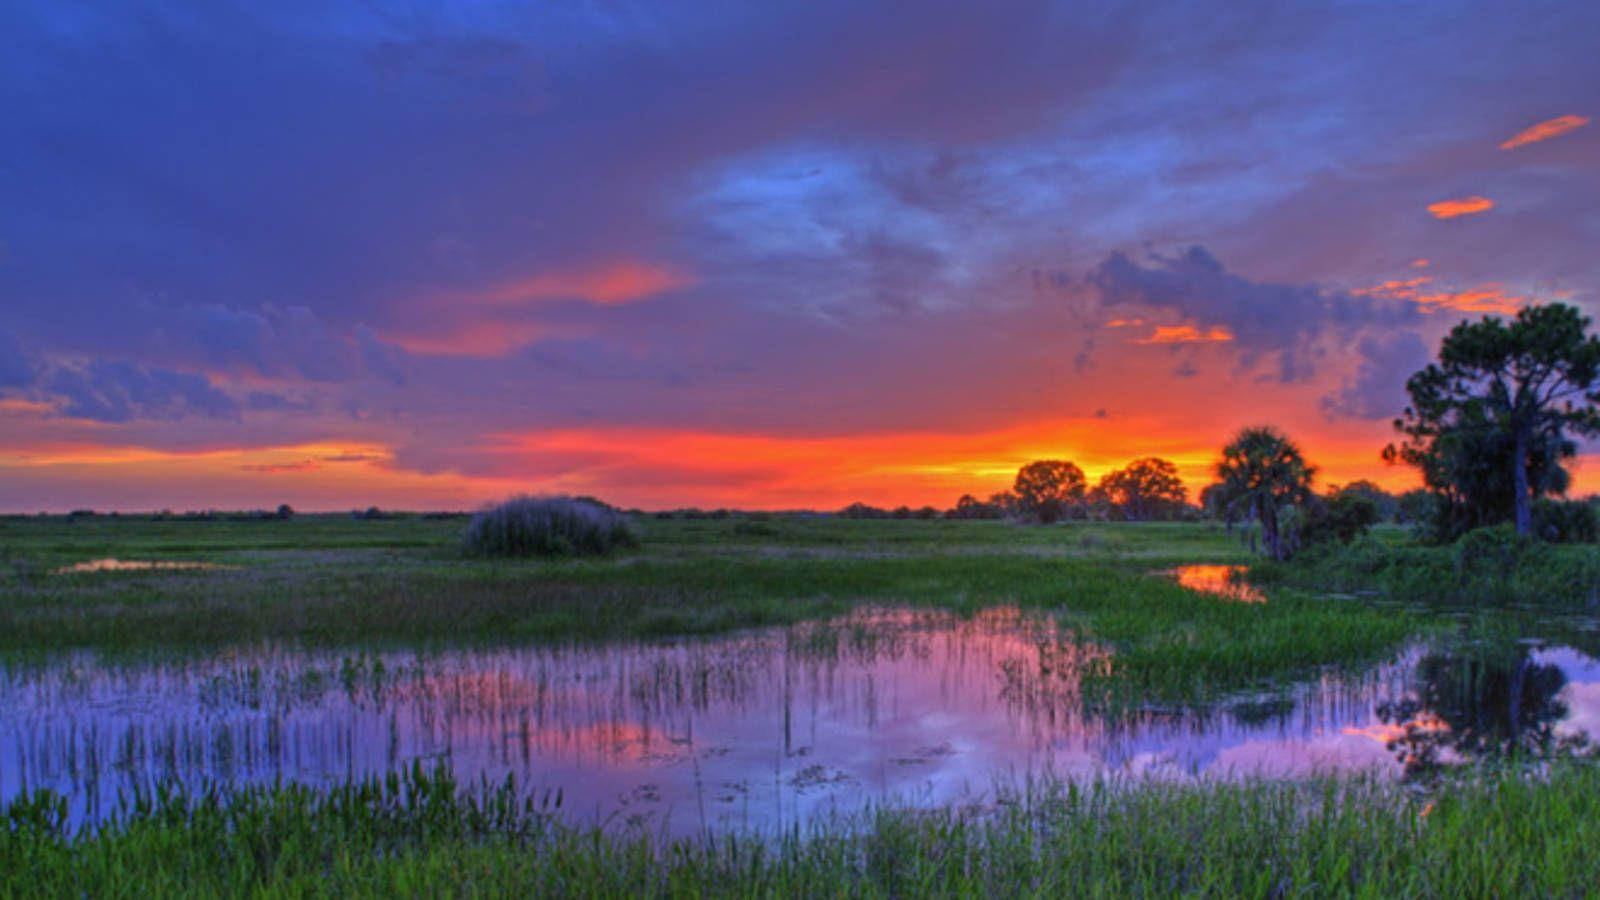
[1260,497,1280,560]
[1512,424,1532,536]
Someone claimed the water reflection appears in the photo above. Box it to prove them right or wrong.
[1367,644,1594,778]
[54,558,232,574]
[4,608,1599,834]
[1164,564,1266,603]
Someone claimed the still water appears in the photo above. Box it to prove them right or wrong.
[3,607,1596,834]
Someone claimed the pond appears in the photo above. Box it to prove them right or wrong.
[1164,564,1266,602]
[3,606,1597,835]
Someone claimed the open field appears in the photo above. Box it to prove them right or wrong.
[3,514,1598,895]
[1,515,1424,704]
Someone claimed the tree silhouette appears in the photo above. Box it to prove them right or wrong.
[1213,427,1314,560]
[1096,457,1188,520]
[1387,303,1600,536]
[1012,460,1086,523]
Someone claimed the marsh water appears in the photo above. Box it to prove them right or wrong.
[4,605,1598,835]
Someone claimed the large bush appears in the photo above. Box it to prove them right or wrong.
[463,496,636,557]
[1532,498,1599,544]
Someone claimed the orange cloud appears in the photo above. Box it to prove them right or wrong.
[1426,196,1494,219]
[1499,114,1590,150]
[1408,258,1430,269]
[483,261,690,306]
[1133,324,1235,344]
[1357,277,1530,316]
[239,459,321,474]
[1103,317,1146,328]
[1355,276,1433,301]
[1413,283,1528,315]
[385,260,692,357]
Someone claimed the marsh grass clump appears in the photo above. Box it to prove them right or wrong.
[463,495,637,558]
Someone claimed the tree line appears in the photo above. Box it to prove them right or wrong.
[852,303,1600,555]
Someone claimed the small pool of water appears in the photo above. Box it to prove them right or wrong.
[54,558,233,574]
[1165,564,1266,602]
[3,607,1595,835]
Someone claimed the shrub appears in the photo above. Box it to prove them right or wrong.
[463,496,637,558]
[1532,498,1599,544]
[1296,491,1380,549]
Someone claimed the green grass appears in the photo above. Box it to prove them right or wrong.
[1253,524,1600,610]
[0,515,1423,704]
[6,763,1599,897]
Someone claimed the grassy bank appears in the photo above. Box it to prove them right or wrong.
[0,515,1422,704]
[1253,524,1600,609]
[5,764,1597,897]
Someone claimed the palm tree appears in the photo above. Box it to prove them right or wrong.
[1214,426,1315,560]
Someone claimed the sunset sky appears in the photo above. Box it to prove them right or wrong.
[2,1,1598,512]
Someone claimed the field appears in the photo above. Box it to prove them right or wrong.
[0,514,1426,703]
[1,513,1596,896]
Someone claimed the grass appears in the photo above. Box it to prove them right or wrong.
[1253,524,1600,609]
[0,514,1590,894]
[6,763,1600,897]
[0,514,1424,704]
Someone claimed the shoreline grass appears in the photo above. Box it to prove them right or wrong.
[5,763,1598,896]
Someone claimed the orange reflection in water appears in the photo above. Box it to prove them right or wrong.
[1341,712,1452,746]
[55,558,234,574]
[1164,564,1265,603]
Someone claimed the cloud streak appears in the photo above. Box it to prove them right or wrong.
[1426,196,1494,219]
[1500,114,1590,150]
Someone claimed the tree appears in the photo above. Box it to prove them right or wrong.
[1096,457,1189,520]
[1294,488,1379,548]
[1011,460,1086,523]
[949,493,1005,519]
[1327,480,1397,521]
[1213,427,1315,560]
[1387,303,1600,536]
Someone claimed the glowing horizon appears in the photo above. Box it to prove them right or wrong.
[1,4,1596,513]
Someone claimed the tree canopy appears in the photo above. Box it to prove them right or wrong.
[1094,457,1188,520]
[1386,303,1600,537]
[1012,460,1086,523]
[1214,426,1315,560]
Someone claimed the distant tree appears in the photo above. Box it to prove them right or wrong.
[1011,460,1086,524]
[275,503,295,520]
[1327,480,1397,522]
[840,502,890,519]
[1095,457,1189,521]
[1213,427,1315,560]
[988,491,1019,519]
[949,494,1005,519]
[1294,488,1380,549]
[1198,482,1234,525]
[1395,488,1437,527]
[1386,303,1600,537]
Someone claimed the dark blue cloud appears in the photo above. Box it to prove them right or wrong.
[1089,247,1422,382]
[1321,332,1433,421]
[40,360,239,423]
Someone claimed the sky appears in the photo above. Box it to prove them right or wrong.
[2,0,1598,512]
